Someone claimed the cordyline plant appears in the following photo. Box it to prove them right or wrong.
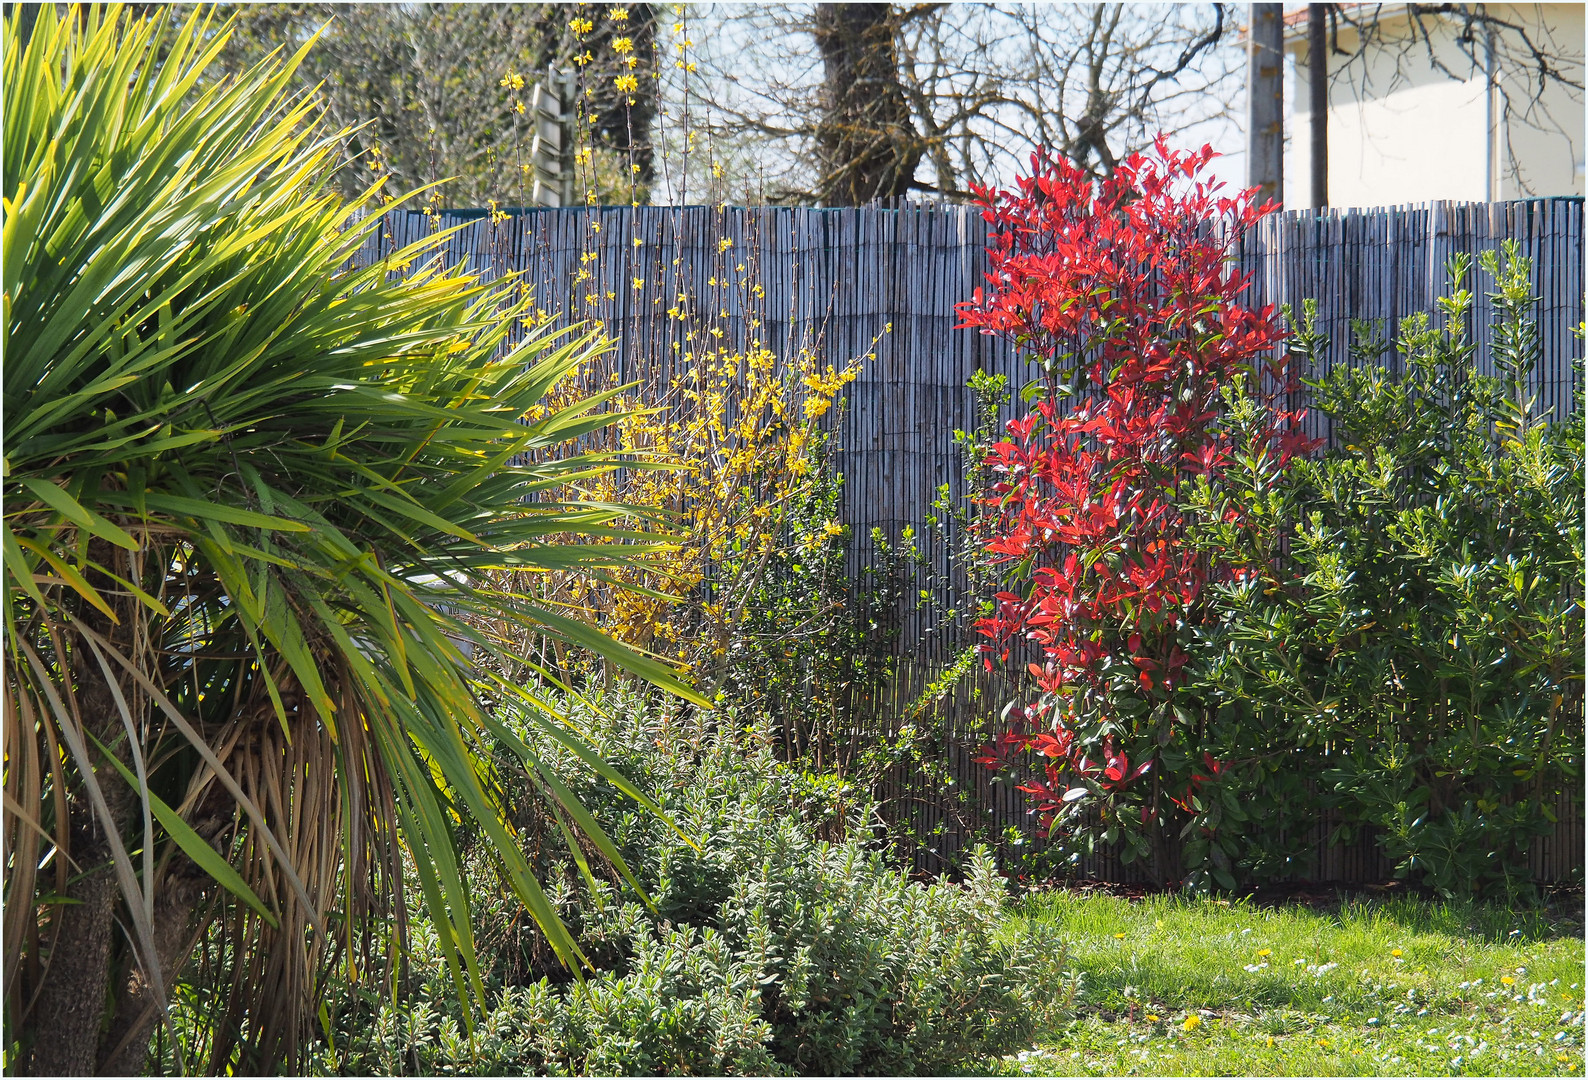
[3,6,703,1074]
[957,139,1313,882]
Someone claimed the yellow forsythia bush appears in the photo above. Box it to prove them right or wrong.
[491,315,870,695]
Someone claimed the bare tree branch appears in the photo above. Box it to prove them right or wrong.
[671,3,1240,204]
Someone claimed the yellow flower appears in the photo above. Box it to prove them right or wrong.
[1266,1036,1275,1048]
[571,16,594,34]
[514,100,525,114]
[1391,948,1403,958]
[1113,932,1126,940]
[610,6,629,20]
[823,521,844,537]
[1145,1013,1160,1023]
[1182,1015,1201,1031]
[615,73,639,94]
[1257,949,1271,958]
[632,277,645,290]
[612,35,633,54]
[1501,975,1515,985]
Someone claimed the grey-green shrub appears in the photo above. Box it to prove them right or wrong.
[313,695,1061,1076]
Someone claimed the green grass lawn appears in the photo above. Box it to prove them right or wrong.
[977,889,1584,1077]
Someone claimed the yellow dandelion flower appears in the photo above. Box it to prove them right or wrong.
[1391,948,1403,958]
[1114,932,1126,940]
[1501,975,1515,985]
[1257,949,1271,958]
[1182,1015,1201,1031]
[1145,1014,1160,1023]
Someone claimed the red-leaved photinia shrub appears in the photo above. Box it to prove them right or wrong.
[957,138,1314,880]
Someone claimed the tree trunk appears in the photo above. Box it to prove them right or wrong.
[20,541,200,1076]
[1247,3,1285,205]
[812,3,923,205]
[25,856,119,1075]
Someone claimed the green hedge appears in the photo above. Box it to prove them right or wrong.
[311,694,1063,1075]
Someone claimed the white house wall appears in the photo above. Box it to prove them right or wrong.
[1494,3,1586,199]
[1287,3,1584,208]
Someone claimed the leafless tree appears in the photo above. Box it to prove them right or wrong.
[665,3,1240,204]
[204,3,658,206]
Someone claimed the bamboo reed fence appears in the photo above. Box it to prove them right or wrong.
[354,197,1583,883]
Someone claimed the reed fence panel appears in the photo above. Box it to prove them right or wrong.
[353,198,1583,883]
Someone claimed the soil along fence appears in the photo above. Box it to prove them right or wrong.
[353,198,1583,882]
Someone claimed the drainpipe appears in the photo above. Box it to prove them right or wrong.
[1308,4,1328,208]
[1484,24,1497,200]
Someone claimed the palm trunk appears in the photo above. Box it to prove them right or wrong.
[26,656,132,1074]
[21,541,197,1077]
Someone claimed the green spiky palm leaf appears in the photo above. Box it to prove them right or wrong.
[2,5,702,1072]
